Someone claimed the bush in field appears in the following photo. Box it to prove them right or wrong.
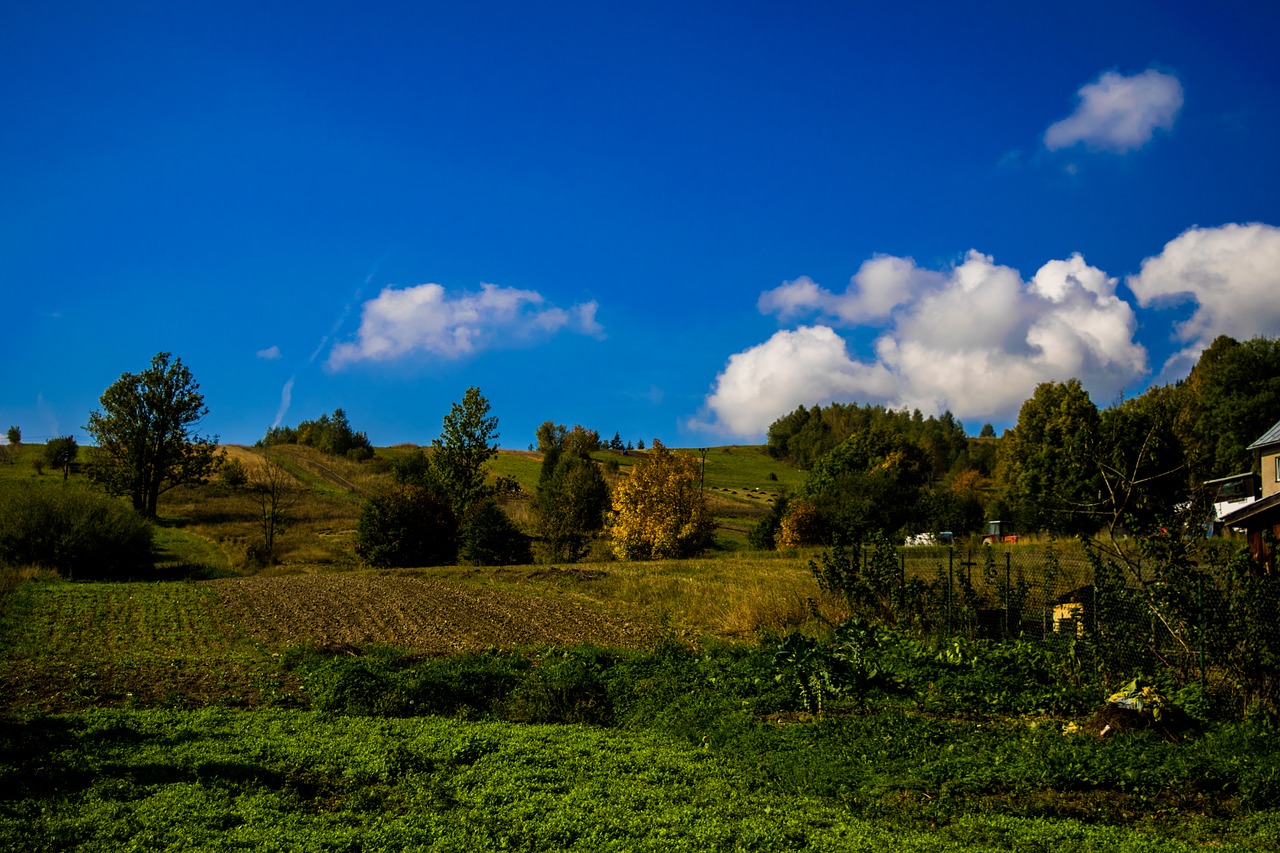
[355,484,456,567]
[458,499,533,566]
[218,457,248,487]
[0,483,153,579]
[748,494,790,550]
[777,499,823,548]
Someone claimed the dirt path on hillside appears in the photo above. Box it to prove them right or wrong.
[207,571,657,653]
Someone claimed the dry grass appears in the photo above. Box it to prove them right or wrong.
[433,551,847,643]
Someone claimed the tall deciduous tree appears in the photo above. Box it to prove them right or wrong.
[607,439,713,560]
[84,352,223,518]
[996,379,1101,535]
[533,422,609,561]
[796,427,929,541]
[44,435,78,481]
[431,387,500,514]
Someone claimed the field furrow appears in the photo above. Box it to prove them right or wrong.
[208,571,657,653]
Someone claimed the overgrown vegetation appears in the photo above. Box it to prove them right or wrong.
[0,483,153,579]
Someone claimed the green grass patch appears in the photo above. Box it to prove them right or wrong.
[2,707,1276,852]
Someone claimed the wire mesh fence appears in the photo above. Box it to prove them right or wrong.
[825,539,1280,713]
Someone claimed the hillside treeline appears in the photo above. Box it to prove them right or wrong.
[768,403,982,475]
[259,408,374,461]
[760,334,1280,544]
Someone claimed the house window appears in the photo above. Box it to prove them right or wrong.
[1275,456,1280,483]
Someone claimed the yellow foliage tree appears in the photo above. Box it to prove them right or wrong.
[777,499,824,549]
[607,440,714,560]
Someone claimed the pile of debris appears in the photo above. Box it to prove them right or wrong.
[1078,679,1196,741]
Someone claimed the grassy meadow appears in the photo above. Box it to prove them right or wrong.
[2,441,1279,851]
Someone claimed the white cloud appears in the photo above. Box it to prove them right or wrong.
[327,282,604,368]
[758,256,945,324]
[697,251,1149,437]
[1126,223,1280,377]
[256,345,282,360]
[1044,69,1183,153]
[689,326,897,436]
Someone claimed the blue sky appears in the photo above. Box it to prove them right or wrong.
[4,1,1280,449]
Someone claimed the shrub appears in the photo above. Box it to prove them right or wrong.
[355,485,457,568]
[0,483,153,579]
[218,457,248,488]
[458,499,532,566]
[505,648,614,725]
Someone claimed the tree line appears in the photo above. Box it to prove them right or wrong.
[758,334,1280,546]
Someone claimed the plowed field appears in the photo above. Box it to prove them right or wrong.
[209,571,657,653]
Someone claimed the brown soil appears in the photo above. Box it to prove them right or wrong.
[207,570,657,654]
[1083,703,1195,741]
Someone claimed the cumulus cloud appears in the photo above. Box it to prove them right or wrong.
[758,256,946,324]
[1127,223,1280,377]
[1044,69,1183,153]
[689,327,897,436]
[256,345,282,360]
[697,251,1150,437]
[328,282,604,368]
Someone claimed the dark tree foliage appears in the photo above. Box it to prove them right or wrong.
[44,436,78,480]
[432,387,500,515]
[261,408,373,461]
[389,449,438,490]
[459,499,533,566]
[797,427,930,541]
[355,485,457,568]
[767,402,969,478]
[533,422,610,561]
[84,352,223,519]
[1176,335,1280,480]
[1094,385,1190,538]
[996,379,1101,535]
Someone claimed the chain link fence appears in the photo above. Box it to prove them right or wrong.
[824,540,1280,713]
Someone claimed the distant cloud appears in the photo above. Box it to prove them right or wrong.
[698,250,1149,437]
[256,345,282,360]
[272,377,295,429]
[1044,69,1183,153]
[328,282,604,368]
[1127,223,1280,377]
[758,256,946,324]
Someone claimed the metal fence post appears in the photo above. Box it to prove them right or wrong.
[1005,551,1011,638]
[947,546,954,638]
